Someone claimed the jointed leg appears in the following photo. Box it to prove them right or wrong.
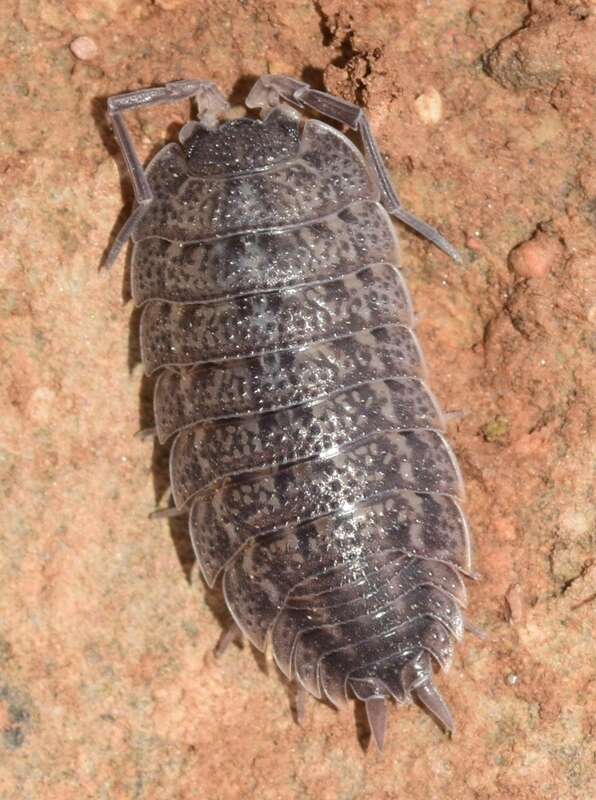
[246,76,461,263]
[214,621,243,658]
[150,502,187,520]
[293,682,307,726]
[105,80,229,267]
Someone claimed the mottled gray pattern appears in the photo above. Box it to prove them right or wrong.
[131,104,472,714]
[153,324,426,441]
[184,107,301,176]
[285,554,467,609]
[140,264,412,374]
[272,557,465,678]
[187,428,462,527]
[201,487,469,592]
[132,201,398,304]
[220,490,470,647]
[169,378,444,499]
[292,585,462,702]
[316,618,455,708]
[133,120,376,242]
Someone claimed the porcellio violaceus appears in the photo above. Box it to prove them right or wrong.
[105,75,475,750]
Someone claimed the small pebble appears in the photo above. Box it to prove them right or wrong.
[70,36,99,61]
[414,87,443,125]
[505,673,519,686]
[505,583,524,623]
[466,235,483,253]
[508,230,562,279]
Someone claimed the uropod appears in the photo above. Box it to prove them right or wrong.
[105,75,475,750]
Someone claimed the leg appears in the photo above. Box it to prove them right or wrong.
[150,503,187,520]
[293,683,307,726]
[105,80,229,268]
[135,426,156,440]
[214,621,243,658]
[464,620,487,640]
[246,76,461,263]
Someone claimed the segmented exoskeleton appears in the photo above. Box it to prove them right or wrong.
[105,76,474,750]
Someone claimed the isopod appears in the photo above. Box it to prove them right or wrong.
[105,75,474,750]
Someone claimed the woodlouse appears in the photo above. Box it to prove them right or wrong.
[105,75,474,750]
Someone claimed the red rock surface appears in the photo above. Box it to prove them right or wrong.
[1,1,594,798]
